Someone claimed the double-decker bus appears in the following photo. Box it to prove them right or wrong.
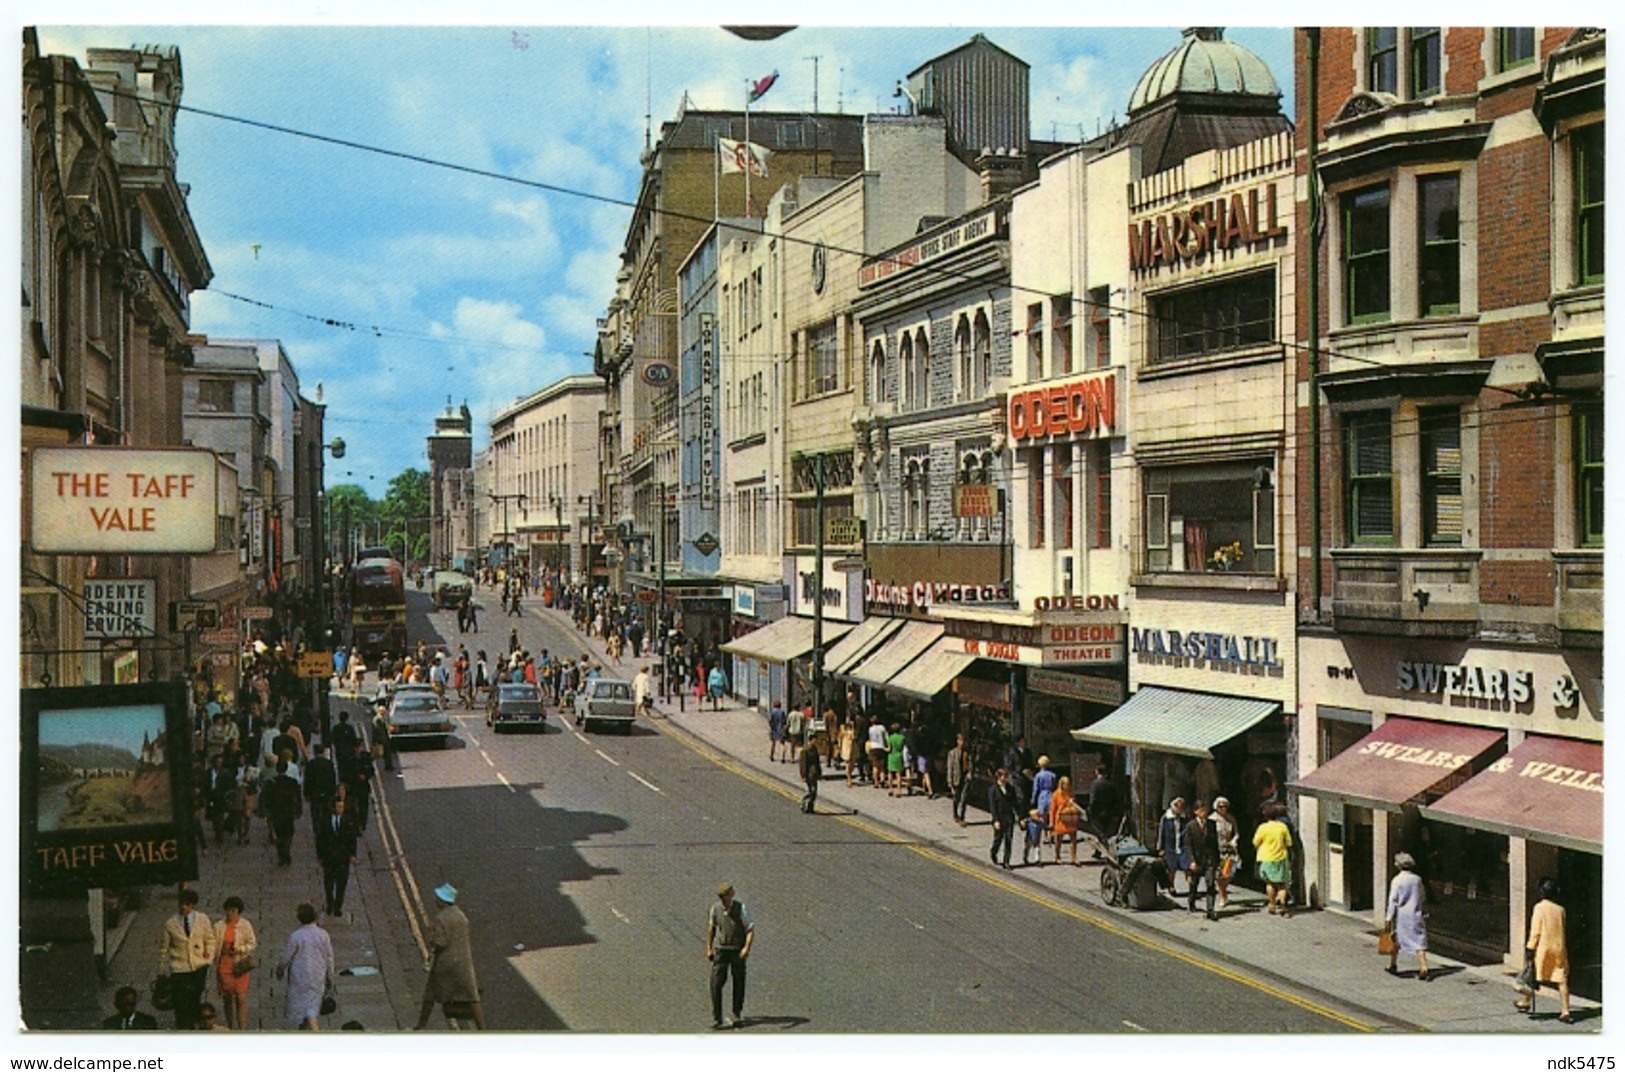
[348,555,407,659]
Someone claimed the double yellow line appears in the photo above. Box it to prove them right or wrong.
[653,718,1378,1033]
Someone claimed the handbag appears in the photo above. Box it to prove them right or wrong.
[320,978,338,1016]
[233,952,256,974]
[1377,925,1398,956]
[1514,947,1537,993]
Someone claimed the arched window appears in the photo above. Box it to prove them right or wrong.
[870,339,886,405]
[955,316,973,401]
[913,328,931,411]
[974,310,992,397]
[904,455,930,540]
[899,333,915,410]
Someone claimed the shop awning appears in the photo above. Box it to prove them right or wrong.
[719,615,852,665]
[824,616,905,677]
[1291,717,1504,813]
[1420,735,1602,854]
[883,637,978,701]
[846,620,944,690]
[1070,686,1278,759]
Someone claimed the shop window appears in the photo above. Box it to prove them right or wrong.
[1344,185,1392,324]
[1495,28,1536,72]
[1574,124,1605,286]
[1024,447,1045,549]
[1026,303,1044,381]
[1142,459,1276,574]
[1344,411,1395,545]
[1053,443,1074,550]
[1086,286,1112,369]
[1418,174,1461,316]
[1089,440,1112,549]
[1151,270,1275,363]
[1576,402,1603,547]
[1420,407,1463,546]
[1052,295,1073,376]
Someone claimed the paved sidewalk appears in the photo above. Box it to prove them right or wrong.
[544,604,1601,1035]
[85,715,425,1034]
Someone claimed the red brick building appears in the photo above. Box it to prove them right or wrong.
[1290,28,1603,996]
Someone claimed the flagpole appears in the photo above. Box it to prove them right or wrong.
[743,82,752,219]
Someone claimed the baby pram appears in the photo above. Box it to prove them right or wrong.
[1097,832,1167,910]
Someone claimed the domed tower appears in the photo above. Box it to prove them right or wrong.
[427,398,472,566]
[1099,27,1289,175]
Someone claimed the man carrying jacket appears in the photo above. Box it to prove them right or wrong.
[156,888,216,1030]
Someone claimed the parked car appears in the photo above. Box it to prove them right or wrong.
[385,689,455,748]
[487,682,546,733]
[573,678,636,734]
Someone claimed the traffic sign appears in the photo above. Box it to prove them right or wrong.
[241,605,275,620]
[635,589,658,604]
[199,629,240,648]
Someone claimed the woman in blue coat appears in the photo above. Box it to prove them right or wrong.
[1385,851,1430,980]
[706,664,729,711]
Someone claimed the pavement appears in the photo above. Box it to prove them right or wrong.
[541,603,1602,1036]
[56,701,429,1034]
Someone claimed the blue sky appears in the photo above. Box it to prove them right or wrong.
[33,13,1294,494]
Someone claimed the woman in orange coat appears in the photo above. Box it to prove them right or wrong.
[1047,776,1084,866]
[1516,877,1572,1022]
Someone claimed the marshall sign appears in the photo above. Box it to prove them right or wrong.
[1128,181,1288,273]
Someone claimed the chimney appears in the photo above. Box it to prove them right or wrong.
[976,146,1026,203]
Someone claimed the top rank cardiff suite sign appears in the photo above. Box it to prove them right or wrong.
[29,447,218,554]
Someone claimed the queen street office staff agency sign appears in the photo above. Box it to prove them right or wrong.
[30,446,218,554]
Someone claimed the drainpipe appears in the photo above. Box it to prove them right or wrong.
[1306,29,1324,623]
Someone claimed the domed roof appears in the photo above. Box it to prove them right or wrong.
[1128,28,1281,115]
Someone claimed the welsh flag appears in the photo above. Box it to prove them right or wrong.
[748,70,778,103]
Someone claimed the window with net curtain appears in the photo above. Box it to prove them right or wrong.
[1143,459,1276,573]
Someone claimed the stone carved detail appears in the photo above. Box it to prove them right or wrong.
[68,203,104,252]
[1333,90,1398,123]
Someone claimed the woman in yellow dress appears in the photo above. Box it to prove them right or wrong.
[1047,776,1084,866]
[1516,877,1572,1022]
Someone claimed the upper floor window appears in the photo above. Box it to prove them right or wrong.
[1367,28,1441,100]
[1151,270,1275,364]
[955,316,974,401]
[1574,124,1605,286]
[868,340,885,405]
[1086,286,1112,369]
[1142,459,1276,574]
[196,379,236,413]
[1344,411,1394,544]
[1418,174,1461,316]
[1052,296,1074,376]
[1496,28,1536,72]
[974,311,992,395]
[1344,185,1392,324]
[808,320,839,396]
[1025,303,1044,381]
[1576,402,1603,547]
[1420,407,1463,546]
[899,332,917,410]
[1088,440,1112,550]
[1053,443,1075,550]
[911,329,931,411]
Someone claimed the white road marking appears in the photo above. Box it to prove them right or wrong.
[497,772,516,793]
[1122,1020,1148,1032]
[481,751,495,767]
[611,907,632,925]
[573,731,590,745]
[628,771,663,794]
[594,749,621,766]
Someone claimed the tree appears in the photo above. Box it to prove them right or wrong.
[380,468,432,564]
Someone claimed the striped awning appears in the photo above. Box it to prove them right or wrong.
[846,620,944,690]
[824,616,906,677]
[720,615,852,665]
[883,637,978,701]
[1071,686,1279,759]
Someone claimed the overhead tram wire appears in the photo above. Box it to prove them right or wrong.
[69,78,1587,419]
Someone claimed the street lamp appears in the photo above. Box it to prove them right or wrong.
[488,493,528,571]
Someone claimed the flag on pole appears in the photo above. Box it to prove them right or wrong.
[718,137,771,179]
[748,70,779,103]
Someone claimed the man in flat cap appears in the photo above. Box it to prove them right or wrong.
[705,882,754,1029]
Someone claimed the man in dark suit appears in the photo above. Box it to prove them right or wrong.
[986,767,1020,870]
[327,711,360,774]
[315,795,361,916]
[1185,799,1221,920]
[303,743,339,835]
[261,758,303,866]
[101,986,157,1030]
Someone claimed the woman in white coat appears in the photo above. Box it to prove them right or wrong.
[276,902,334,1030]
[1385,852,1430,980]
